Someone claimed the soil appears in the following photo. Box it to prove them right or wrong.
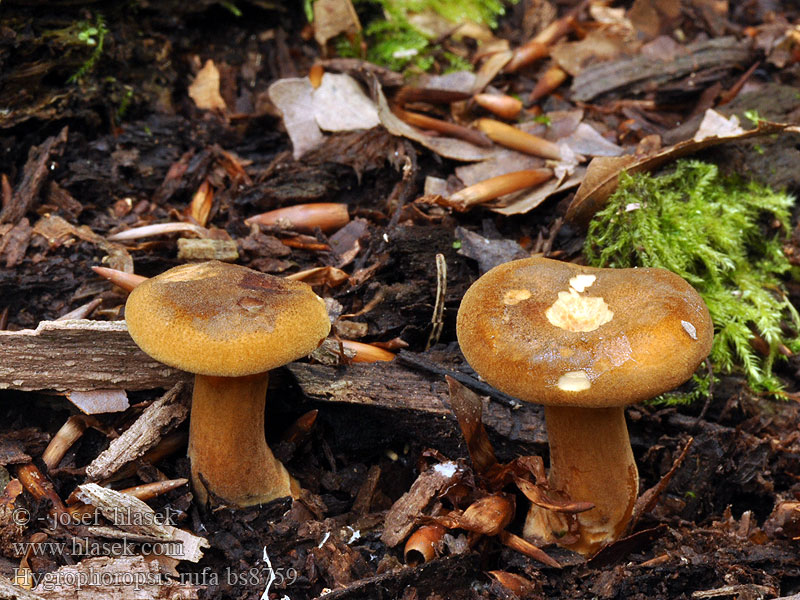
[2,2,800,600]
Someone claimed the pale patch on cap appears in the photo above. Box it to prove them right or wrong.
[546,289,613,332]
[557,370,592,392]
[568,274,596,293]
[681,320,698,340]
[503,288,532,305]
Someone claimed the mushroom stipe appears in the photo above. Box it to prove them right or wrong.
[456,257,713,555]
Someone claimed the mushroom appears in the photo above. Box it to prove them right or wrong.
[124,261,330,507]
[456,257,712,555]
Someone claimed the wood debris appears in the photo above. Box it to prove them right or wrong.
[84,383,188,482]
[75,484,208,563]
[32,556,200,599]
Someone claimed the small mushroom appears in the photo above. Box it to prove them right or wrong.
[456,257,712,555]
[125,261,330,507]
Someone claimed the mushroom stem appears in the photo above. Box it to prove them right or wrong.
[188,373,299,507]
[525,405,638,556]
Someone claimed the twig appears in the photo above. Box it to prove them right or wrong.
[425,254,446,350]
[396,350,522,409]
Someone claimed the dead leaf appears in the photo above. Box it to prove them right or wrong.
[551,29,632,77]
[561,123,624,156]
[313,0,361,48]
[33,215,133,272]
[372,76,497,162]
[268,78,325,159]
[446,376,497,474]
[188,178,213,226]
[313,73,381,131]
[454,227,528,273]
[188,59,227,112]
[472,50,514,94]
[693,108,745,140]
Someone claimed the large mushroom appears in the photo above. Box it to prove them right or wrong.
[125,261,330,507]
[456,257,712,555]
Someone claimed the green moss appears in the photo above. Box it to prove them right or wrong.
[336,0,516,72]
[584,159,799,398]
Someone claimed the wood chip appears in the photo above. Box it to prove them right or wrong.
[76,483,209,563]
[381,461,465,547]
[84,383,188,482]
[176,238,239,262]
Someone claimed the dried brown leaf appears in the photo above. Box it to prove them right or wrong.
[566,115,798,228]
[188,59,227,112]
[446,376,497,474]
[313,0,361,47]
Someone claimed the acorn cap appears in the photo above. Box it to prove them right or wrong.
[125,261,330,377]
[456,257,713,408]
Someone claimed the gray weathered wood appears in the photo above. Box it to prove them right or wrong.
[571,37,753,101]
[0,320,186,392]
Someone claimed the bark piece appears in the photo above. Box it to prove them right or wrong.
[0,126,68,225]
[84,383,188,482]
[0,320,187,393]
[0,218,32,268]
[0,429,49,467]
[571,37,752,101]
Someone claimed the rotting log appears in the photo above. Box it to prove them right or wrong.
[0,320,547,451]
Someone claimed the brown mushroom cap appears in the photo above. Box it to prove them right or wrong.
[456,257,713,408]
[125,261,330,377]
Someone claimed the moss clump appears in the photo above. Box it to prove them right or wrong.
[585,159,800,396]
[336,0,514,73]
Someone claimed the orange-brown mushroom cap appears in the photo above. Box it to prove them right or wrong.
[125,261,331,376]
[456,257,713,408]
